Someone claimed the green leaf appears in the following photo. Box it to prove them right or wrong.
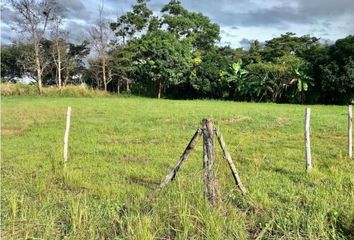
[303,82,308,91]
[297,80,302,92]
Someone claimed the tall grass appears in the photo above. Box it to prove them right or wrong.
[0,83,108,97]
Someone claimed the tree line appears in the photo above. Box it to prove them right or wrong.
[1,0,353,104]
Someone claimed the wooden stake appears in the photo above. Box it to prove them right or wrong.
[202,119,219,205]
[153,129,202,195]
[349,105,352,159]
[305,108,312,172]
[64,106,72,166]
[215,128,247,194]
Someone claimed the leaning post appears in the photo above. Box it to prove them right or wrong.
[152,129,202,197]
[215,128,247,194]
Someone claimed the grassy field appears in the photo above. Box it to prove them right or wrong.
[1,96,354,239]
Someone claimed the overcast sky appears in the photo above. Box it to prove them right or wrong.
[1,0,354,48]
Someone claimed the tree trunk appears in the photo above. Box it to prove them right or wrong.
[117,79,120,95]
[34,44,43,93]
[64,73,69,86]
[126,79,130,93]
[157,80,162,99]
[54,68,58,87]
[79,74,83,84]
[58,62,62,89]
[102,58,107,91]
[57,46,62,89]
[301,91,306,104]
[96,73,100,89]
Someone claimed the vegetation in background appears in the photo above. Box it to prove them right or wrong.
[2,0,353,104]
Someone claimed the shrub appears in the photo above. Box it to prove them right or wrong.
[0,83,38,96]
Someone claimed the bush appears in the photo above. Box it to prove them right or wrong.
[0,83,109,97]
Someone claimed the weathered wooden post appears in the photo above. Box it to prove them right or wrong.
[349,104,352,159]
[64,106,72,167]
[305,108,312,172]
[202,119,219,205]
[153,129,202,196]
[154,120,246,205]
[215,128,247,194]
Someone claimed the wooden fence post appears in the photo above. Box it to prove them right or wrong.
[64,106,72,167]
[215,128,247,194]
[153,129,202,196]
[305,108,312,172]
[202,119,219,205]
[349,105,352,159]
[152,120,247,205]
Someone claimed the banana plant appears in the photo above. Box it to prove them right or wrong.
[220,60,249,98]
[231,60,249,83]
[293,66,313,103]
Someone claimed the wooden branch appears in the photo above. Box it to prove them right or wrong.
[153,129,202,196]
[349,105,353,159]
[305,108,312,172]
[215,128,247,194]
[202,119,219,206]
[63,106,72,167]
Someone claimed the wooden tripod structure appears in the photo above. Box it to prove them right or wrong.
[154,119,246,205]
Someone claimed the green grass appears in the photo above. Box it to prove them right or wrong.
[1,96,353,239]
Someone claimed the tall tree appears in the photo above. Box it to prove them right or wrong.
[50,16,67,88]
[133,31,192,98]
[109,44,135,94]
[262,32,319,61]
[110,0,153,44]
[1,43,32,79]
[161,0,220,50]
[318,36,354,103]
[9,0,60,93]
[89,2,112,91]
[64,41,90,85]
[247,40,263,63]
